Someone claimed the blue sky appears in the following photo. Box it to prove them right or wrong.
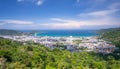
[0,0,120,30]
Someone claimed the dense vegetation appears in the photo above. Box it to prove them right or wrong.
[0,37,120,69]
[100,28,120,48]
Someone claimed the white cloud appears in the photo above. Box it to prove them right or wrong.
[51,18,64,22]
[1,7,119,29]
[0,20,33,25]
[1,16,119,30]
[17,0,44,6]
[94,0,108,2]
[17,0,24,2]
[79,9,119,17]
[50,18,71,23]
[36,0,43,6]
[41,17,119,29]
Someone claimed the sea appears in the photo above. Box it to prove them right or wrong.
[21,30,98,37]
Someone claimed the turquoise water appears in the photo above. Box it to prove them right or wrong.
[31,30,98,37]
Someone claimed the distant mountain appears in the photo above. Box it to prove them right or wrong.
[99,27,120,33]
[0,29,24,35]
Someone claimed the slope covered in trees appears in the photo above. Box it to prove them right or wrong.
[100,28,120,48]
[0,37,120,69]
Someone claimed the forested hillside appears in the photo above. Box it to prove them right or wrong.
[100,28,120,48]
[0,37,120,69]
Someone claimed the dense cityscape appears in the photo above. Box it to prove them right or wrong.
[0,34,116,54]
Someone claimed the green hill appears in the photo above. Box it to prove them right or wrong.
[0,29,23,35]
[100,28,120,48]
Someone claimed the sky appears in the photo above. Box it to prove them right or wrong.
[0,0,120,30]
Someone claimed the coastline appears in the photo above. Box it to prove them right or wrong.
[32,30,98,37]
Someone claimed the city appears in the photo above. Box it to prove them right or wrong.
[0,35,116,54]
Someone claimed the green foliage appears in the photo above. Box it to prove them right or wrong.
[0,37,120,69]
[99,28,120,62]
[100,28,120,48]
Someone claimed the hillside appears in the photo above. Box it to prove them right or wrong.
[0,29,32,36]
[100,28,120,48]
[0,29,23,35]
